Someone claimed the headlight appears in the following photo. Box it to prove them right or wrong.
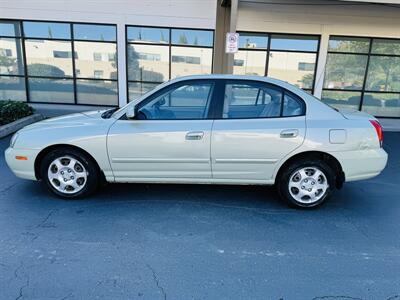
[10,133,19,148]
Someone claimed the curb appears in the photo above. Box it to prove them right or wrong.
[382,128,400,133]
[0,113,43,139]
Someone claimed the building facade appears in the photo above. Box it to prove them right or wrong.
[1,0,400,118]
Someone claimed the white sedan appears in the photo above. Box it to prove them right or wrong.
[5,75,388,208]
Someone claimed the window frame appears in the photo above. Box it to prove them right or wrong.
[130,79,218,121]
[234,31,320,94]
[213,79,306,120]
[0,18,118,106]
[125,25,215,102]
[322,35,400,118]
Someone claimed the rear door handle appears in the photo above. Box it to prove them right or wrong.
[186,131,204,140]
[280,129,299,138]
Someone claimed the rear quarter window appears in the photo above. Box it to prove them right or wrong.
[282,93,305,117]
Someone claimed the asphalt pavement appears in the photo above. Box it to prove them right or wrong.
[0,133,399,300]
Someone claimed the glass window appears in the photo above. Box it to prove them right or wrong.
[28,78,74,103]
[371,39,400,55]
[74,41,117,79]
[328,37,370,53]
[282,93,304,117]
[137,81,214,120]
[362,92,400,117]
[73,24,116,41]
[268,51,316,89]
[127,27,169,44]
[0,21,21,37]
[0,38,25,75]
[23,21,71,39]
[239,33,268,49]
[0,21,118,106]
[270,35,319,52]
[365,56,400,92]
[222,82,282,119]
[0,76,26,101]
[25,39,73,77]
[322,36,400,117]
[233,50,266,76]
[127,44,169,82]
[128,82,158,102]
[323,53,368,90]
[321,90,361,111]
[171,29,213,47]
[76,79,118,105]
[127,26,215,102]
[170,46,212,78]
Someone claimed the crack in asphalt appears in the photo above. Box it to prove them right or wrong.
[146,264,167,300]
[60,292,73,300]
[0,182,19,194]
[36,209,58,228]
[14,262,30,300]
[21,231,39,242]
[313,297,362,300]
[313,297,400,300]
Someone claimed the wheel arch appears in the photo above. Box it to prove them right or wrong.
[275,151,345,189]
[34,144,105,181]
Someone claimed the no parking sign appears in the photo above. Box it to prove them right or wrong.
[225,32,239,53]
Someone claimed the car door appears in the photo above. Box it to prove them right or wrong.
[211,80,306,181]
[107,79,216,181]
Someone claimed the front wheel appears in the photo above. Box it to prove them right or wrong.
[40,148,100,198]
[277,159,335,208]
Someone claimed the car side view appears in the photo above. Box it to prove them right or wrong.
[5,75,388,208]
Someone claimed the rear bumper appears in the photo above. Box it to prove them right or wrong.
[330,148,388,182]
[5,147,39,180]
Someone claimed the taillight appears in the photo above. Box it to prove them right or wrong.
[370,120,383,147]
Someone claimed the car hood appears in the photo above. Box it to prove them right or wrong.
[19,110,108,132]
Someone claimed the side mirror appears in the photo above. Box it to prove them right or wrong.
[126,105,136,119]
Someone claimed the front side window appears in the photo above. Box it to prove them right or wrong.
[137,81,214,120]
[222,82,282,119]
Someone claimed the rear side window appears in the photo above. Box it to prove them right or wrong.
[283,93,305,117]
[223,82,283,119]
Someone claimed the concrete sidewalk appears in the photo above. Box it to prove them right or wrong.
[378,118,400,132]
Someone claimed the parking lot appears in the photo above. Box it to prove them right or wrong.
[0,133,399,300]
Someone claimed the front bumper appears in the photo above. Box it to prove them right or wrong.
[331,148,388,182]
[5,147,40,180]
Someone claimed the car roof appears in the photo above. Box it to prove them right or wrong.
[168,74,306,95]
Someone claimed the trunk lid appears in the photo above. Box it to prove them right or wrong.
[337,109,377,121]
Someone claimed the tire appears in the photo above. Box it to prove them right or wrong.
[39,147,100,199]
[277,159,335,209]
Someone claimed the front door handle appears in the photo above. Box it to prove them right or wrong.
[280,129,299,138]
[186,131,204,140]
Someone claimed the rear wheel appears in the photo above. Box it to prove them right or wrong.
[277,159,335,208]
[40,148,99,198]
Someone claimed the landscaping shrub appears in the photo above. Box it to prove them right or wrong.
[0,100,34,125]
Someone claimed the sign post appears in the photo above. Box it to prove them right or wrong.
[225,32,239,54]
